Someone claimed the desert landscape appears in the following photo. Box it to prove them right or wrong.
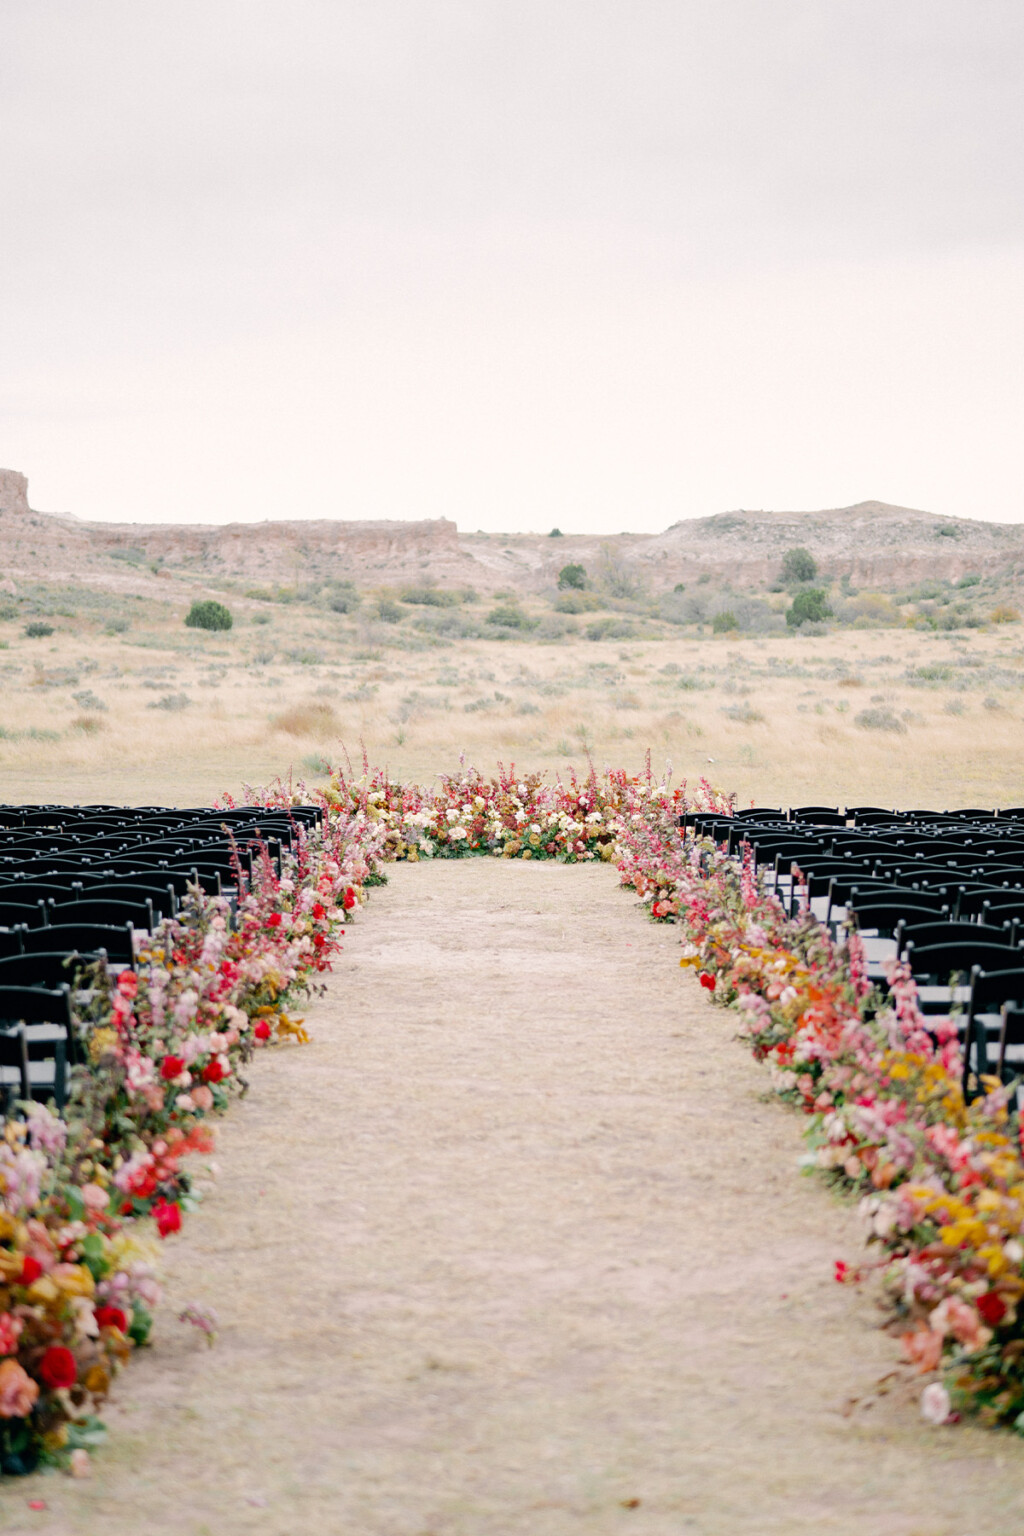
[2,468,1022,809]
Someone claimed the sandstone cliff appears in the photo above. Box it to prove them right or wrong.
[1,472,1021,596]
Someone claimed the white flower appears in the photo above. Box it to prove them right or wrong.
[1005,1240,1024,1265]
[920,1383,951,1425]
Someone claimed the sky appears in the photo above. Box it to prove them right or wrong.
[2,1,1023,534]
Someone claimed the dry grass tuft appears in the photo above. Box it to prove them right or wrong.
[270,701,341,738]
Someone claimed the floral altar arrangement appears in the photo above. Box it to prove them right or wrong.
[5,752,1023,1480]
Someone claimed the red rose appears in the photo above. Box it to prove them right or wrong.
[94,1306,128,1333]
[265,912,282,929]
[977,1291,1007,1327]
[160,1055,186,1081]
[343,887,356,910]
[312,903,326,920]
[699,972,716,991]
[39,1345,77,1391]
[152,1200,182,1238]
[312,933,325,949]
[202,1058,227,1085]
[19,1255,43,1285]
[253,1020,272,1041]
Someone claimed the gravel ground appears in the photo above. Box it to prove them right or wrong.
[5,859,1024,1536]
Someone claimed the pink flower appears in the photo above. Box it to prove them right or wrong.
[0,1358,39,1418]
[191,1085,214,1112]
[921,1382,952,1425]
[930,1296,991,1351]
[0,1312,23,1356]
[902,1328,944,1373]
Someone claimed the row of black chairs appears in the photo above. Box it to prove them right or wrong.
[0,802,321,1115]
[681,804,1024,1103]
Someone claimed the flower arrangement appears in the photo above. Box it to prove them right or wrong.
[613,786,1024,1433]
[0,806,380,1477]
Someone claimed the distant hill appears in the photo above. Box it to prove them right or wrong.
[1,471,1021,596]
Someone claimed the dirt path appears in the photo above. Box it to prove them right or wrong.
[7,860,1024,1536]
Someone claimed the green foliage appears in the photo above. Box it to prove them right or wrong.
[400,586,459,607]
[936,523,961,538]
[781,546,818,584]
[956,573,982,589]
[673,582,685,594]
[548,527,564,537]
[23,621,54,638]
[712,610,738,633]
[486,604,538,631]
[376,597,403,623]
[786,588,832,627]
[327,582,359,613]
[184,600,233,632]
[557,562,587,590]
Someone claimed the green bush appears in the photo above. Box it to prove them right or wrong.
[712,610,738,633]
[184,600,233,632]
[781,547,818,584]
[327,583,359,614]
[376,598,403,623]
[400,586,459,607]
[557,563,587,590]
[786,588,832,627]
[486,604,537,631]
[548,527,563,537]
[23,621,55,638]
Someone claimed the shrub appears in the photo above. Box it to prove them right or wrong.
[400,586,459,607]
[786,588,832,627]
[585,616,636,641]
[781,547,817,584]
[553,590,603,614]
[721,703,766,723]
[376,597,403,623]
[486,604,537,630]
[327,583,359,614]
[104,617,130,635]
[548,527,563,537]
[70,714,105,734]
[991,605,1021,623]
[673,582,685,593]
[956,573,982,589]
[184,600,233,632]
[146,693,192,711]
[24,621,54,638]
[557,563,587,590]
[936,523,961,538]
[712,610,738,633]
[855,707,906,733]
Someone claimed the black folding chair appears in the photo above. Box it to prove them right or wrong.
[20,923,135,965]
[0,951,96,990]
[0,984,75,1112]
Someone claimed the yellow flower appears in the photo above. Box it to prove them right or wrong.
[89,1027,119,1063]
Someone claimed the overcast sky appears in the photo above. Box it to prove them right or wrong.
[2,1,1023,532]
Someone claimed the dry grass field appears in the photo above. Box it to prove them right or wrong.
[1,596,1022,808]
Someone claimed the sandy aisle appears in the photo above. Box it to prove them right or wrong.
[6,859,1024,1536]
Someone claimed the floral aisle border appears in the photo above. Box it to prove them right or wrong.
[0,807,386,1476]
[3,756,1021,1482]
